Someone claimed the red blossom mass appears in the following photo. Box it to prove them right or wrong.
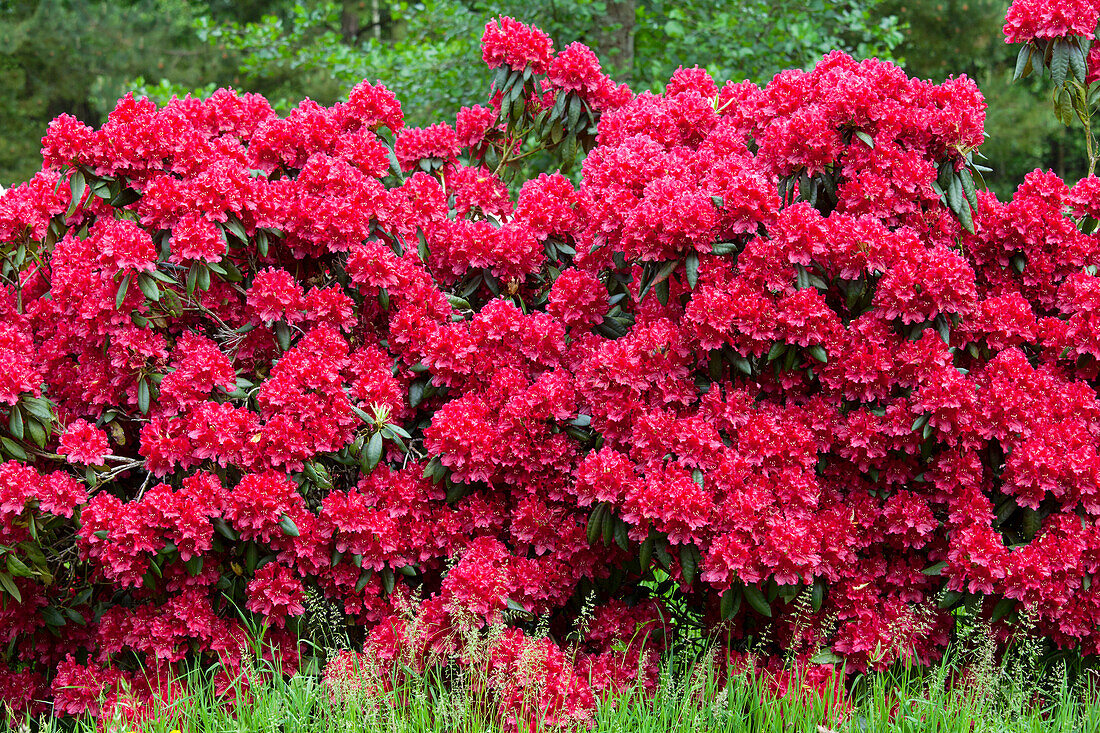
[1,12,1100,727]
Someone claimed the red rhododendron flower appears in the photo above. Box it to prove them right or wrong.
[481,16,554,74]
[1003,0,1100,42]
[58,420,110,466]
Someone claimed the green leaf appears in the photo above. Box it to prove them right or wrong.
[66,169,86,218]
[587,504,606,547]
[1013,44,1032,81]
[196,263,211,291]
[934,315,950,345]
[41,606,65,626]
[945,171,964,215]
[654,278,670,306]
[20,397,53,424]
[807,345,828,363]
[766,342,787,362]
[679,544,697,586]
[958,167,979,212]
[355,569,372,593]
[381,567,395,595]
[6,555,33,578]
[224,217,248,243]
[742,584,772,618]
[108,187,140,208]
[186,264,199,297]
[115,273,131,309]
[384,423,412,440]
[567,94,583,132]
[137,377,151,415]
[1051,39,1071,87]
[0,572,21,602]
[364,431,383,473]
[795,265,811,290]
[256,229,271,257]
[275,321,292,351]
[854,130,875,148]
[278,514,299,537]
[720,587,742,620]
[639,535,654,570]
[710,241,739,256]
[812,578,825,612]
[409,380,426,409]
[0,437,27,461]
[639,259,678,300]
[613,519,629,552]
[213,518,239,542]
[446,294,471,311]
[8,406,24,441]
[685,251,699,290]
[137,274,161,302]
[956,193,975,234]
[1069,41,1087,83]
[184,555,203,576]
[23,413,44,449]
[991,597,1016,623]
[922,561,948,576]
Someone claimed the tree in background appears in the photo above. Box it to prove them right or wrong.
[0,0,280,186]
[177,0,904,121]
[0,0,904,185]
[880,0,1087,197]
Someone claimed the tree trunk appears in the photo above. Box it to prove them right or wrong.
[595,0,635,80]
[340,0,362,45]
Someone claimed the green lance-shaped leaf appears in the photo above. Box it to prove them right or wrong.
[1051,39,1071,87]
[67,169,86,218]
[679,544,699,586]
[812,577,826,612]
[0,572,21,602]
[720,586,743,620]
[381,567,395,595]
[854,129,875,148]
[137,273,161,302]
[638,534,655,570]
[1013,44,1032,81]
[685,251,699,290]
[1069,40,1087,83]
[742,583,772,617]
[213,518,239,542]
[613,518,629,552]
[602,507,615,546]
[363,431,383,473]
[991,597,1016,623]
[8,406,24,441]
[278,514,300,538]
[137,377,151,415]
[587,504,607,547]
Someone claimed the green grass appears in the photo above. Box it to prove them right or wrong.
[9,639,1100,733]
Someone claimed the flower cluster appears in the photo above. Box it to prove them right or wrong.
[1003,0,1100,43]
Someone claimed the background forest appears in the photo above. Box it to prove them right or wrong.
[0,0,1086,197]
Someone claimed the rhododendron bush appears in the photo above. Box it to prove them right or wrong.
[2,6,1100,724]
